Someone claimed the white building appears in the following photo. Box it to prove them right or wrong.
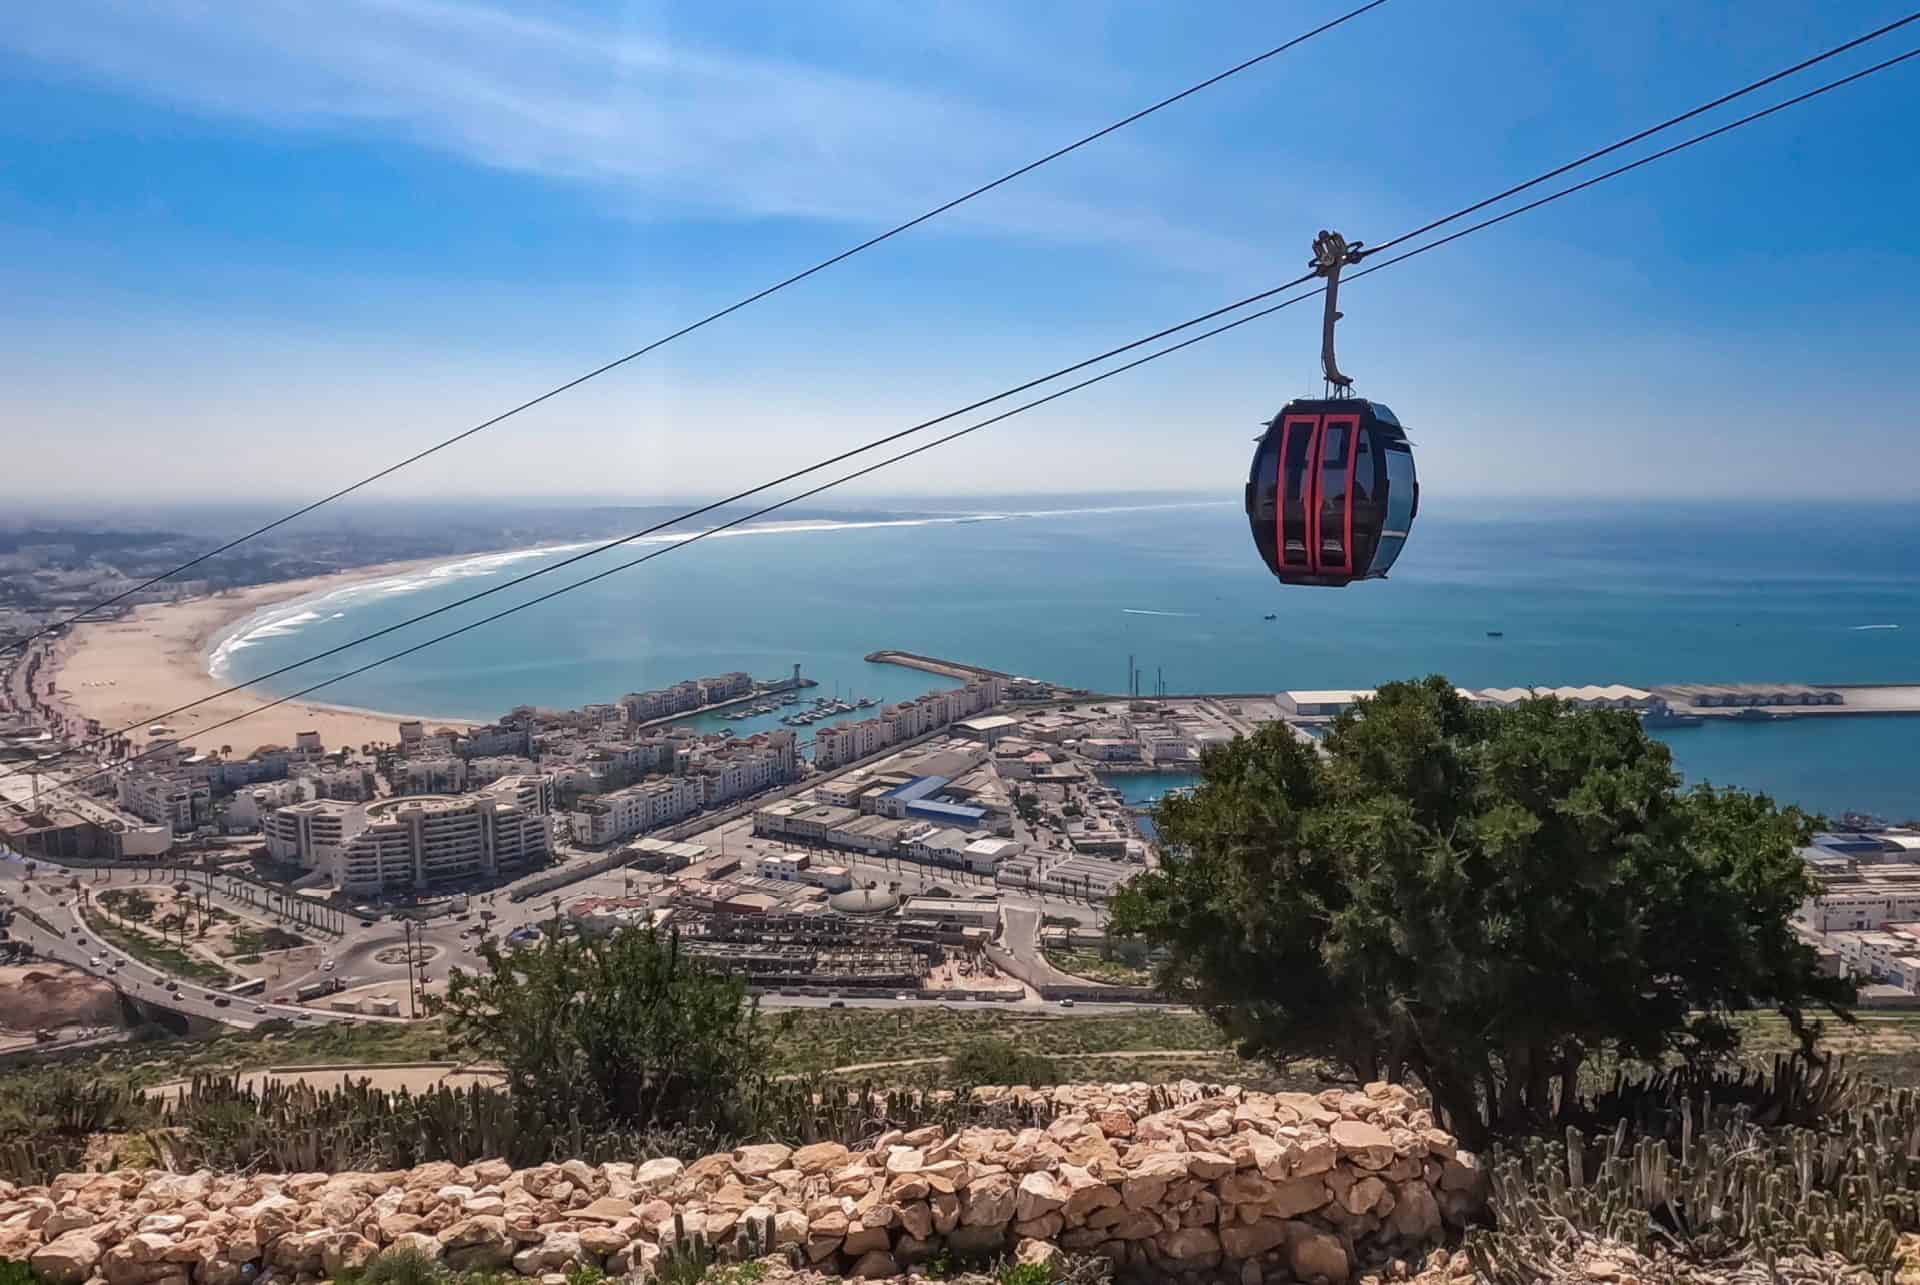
[265,781,549,895]
[569,776,702,847]
[400,757,466,795]
[118,772,209,834]
[1277,690,1372,717]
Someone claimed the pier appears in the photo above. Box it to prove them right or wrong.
[864,650,1016,682]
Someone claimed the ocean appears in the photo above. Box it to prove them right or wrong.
[211,497,1919,821]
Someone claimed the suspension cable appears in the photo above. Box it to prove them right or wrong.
[0,0,1396,657]
[18,40,1920,794]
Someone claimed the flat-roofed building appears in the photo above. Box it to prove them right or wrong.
[899,896,1001,929]
[1277,690,1372,717]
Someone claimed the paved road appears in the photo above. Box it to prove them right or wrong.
[0,860,377,1030]
[4,845,1168,1030]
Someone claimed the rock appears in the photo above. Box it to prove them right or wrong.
[773,1208,809,1246]
[512,1231,583,1274]
[439,1215,514,1270]
[1331,1119,1395,1170]
[1219,1171,1274,1205]
[1389,1181,1442,1241]
[136,1215,185,1235]
[961,1172,1016,1226]
[1162,1226,1222,1262]
[392,1231,445,1262]
[1016,1236,1061,1270]
[1014,1171,1065,1222]
[1121,1152,1191,1210]
[793,1142,850,1175]
[849,1249,899,1278]
[578,1225,628,1258]
[1289,1229,1350,1284]
[732,1144,792,1177]
[1341,1175,1389,1216]
[1188,1151,1235,1180]
[1014,1212,1064,1240]
[1220,1218,1290,1259]
[631,1157,683,1192]
[574,1196,634,1223]
[321,1233,377,1275]
[1267,1176,1330,1218]
[31,1232,104,1285]
[843,1225,891,1256]
[895,1201,933,1240]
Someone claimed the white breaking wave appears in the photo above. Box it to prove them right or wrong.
[206,502,1226,677]
[1852,623,1902,631]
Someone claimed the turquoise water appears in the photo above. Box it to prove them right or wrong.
[1102,773,1202,805]
[213,498,1920,821]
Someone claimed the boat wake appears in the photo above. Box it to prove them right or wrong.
[1122,609,1194,618]
[1852,624,1902,631]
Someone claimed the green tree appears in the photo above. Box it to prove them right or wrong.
[433,926,777,1135]
[949,1036,1057,1086]
[1111,676,1852,1147]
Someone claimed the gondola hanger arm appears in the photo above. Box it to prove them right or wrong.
[1308,230,1365,392]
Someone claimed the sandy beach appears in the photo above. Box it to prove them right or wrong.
[50,559,477,757]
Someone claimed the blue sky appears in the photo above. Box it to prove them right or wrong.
[3,0,1918,501]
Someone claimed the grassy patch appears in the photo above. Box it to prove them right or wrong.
[80,908,236,987]
[225,924,309,957]
[767,1007,1227,1077]
[1043,947,1154,987]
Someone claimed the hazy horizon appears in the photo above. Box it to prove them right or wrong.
[3,1,1918,502]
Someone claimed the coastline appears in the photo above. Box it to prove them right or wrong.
[50,557,480,757]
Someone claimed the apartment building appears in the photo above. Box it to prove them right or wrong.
[569,776,703,847]
[265,777,551,895]
[118,771,210,834]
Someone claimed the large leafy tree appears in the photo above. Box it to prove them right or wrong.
[435,925,775,1136]
[1111,676,1852,1146]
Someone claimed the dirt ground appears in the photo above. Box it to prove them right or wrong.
[0,962,119,1033]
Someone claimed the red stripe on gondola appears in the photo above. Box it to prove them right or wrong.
[1304,415,1327,574]
[1281,415,1317,569]
[1327,412,1360,579]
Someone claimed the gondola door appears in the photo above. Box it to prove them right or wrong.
[1275,412,1318,576]
[1310,411,1360,578]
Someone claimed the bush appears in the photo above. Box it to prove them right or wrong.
[435,926,778,1136]
[950,1037,1057,1086]
[345,1247,441,1285]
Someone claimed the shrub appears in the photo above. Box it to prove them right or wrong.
[950,1037,1057,1086]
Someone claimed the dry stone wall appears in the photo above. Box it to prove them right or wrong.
[0,1081,1483,1285]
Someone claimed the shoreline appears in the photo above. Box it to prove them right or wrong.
[50,556,483,756]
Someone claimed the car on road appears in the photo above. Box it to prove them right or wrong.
[88,955,103,967]
[212,997,230,1008]
[321,959,336,972]
[828,1000,845,1008]
[1058,998,1076,1008]
[359,920,373,928]
[253,1004,267,1014]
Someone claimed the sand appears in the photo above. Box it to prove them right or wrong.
[50,559,477,759]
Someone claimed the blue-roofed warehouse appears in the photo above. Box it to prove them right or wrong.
[874,775,989,827]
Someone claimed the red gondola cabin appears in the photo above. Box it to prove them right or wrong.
[1245,398,1417,587]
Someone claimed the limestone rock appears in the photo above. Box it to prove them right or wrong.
[1289,1229,1350,1284]
[849,1249,899,1278]
[30,1232,103,1285]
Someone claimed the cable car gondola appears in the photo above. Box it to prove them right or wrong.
[1245,232,1418,587]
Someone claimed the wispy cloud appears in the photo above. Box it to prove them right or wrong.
[4,0,1263,272]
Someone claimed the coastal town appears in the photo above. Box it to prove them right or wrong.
[6,574,1920,1054]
